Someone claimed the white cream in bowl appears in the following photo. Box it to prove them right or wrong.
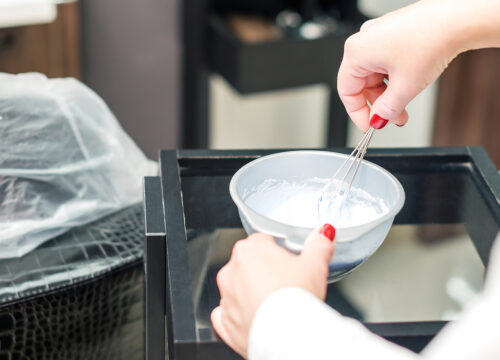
[243,177,389,229]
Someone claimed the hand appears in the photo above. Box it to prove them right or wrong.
[211,224,336,358]
[337,0,477,131]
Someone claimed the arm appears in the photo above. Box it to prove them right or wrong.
[249,288,418,360]
[213,224,500,360]
[338,0,500,131]
[250,233,500,360]
[422,235,500,360]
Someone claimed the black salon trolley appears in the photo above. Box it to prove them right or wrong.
[144,147,500,360]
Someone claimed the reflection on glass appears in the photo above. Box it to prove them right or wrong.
[187,224,484,330]
[335,224,484,322]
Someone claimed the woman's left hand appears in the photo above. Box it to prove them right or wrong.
[211,224,336,358]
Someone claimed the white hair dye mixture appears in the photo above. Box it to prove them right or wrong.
[243,178,389,229]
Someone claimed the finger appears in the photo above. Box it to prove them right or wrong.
[230,239,247,260]
[364,85,409,127]
[246,232,274,243]
[216,264,229,297]
[246,233,282,252]
[211,307,247,357]
[301,224,336,269]
[337,61,384,132]
[365,73,386,89]
[363,83,386,105]
[340,93,371,132]
[392,110,409,127]
[369,75,415,125]
[211,306,243,355]
[360,18,379,31]
[211,307,230,342]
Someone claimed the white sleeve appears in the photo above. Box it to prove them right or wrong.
[421,235,500,360]
[248,235,500,360]
[248,287,418,360]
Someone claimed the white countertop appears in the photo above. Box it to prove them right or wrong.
[0,0,57,28]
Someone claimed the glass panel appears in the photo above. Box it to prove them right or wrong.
[332,224,484,322]
[178,157,493,334]
[187,224,485,330]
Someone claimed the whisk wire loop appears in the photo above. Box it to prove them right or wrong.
[321,127,375,198]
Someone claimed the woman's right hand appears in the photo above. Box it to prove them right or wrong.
[337,0,500,132]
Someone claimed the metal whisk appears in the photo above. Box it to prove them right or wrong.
[317,114,388,222]
[319,126,376,204]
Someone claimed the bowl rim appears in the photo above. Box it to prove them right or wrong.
[229,150,405,243]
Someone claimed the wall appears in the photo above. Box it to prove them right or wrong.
[80,0,180,159]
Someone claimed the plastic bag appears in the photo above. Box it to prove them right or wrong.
[0,72,157,258]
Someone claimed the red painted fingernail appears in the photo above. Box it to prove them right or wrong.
[370,114,388,129]
[319,224,336,242]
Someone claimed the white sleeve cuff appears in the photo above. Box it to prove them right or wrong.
[248,287,418,360]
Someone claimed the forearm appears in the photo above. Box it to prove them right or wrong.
[432,0,500,55]
[466,0,500,49]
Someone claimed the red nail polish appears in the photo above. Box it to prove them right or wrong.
[370,114,388,129]
[319,224,336,242]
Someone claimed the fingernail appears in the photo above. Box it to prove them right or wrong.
[319,224,336,242]
[396,123,404,127]
[370,114,388,129]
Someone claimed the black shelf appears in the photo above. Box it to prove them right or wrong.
[207,15,354,94]
[182,0,367,148]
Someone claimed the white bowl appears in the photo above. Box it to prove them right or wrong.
[229,150,405,282]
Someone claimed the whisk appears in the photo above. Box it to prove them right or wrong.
[319,116,386,208]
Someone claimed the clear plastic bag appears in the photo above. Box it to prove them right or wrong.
[0,72,157,258]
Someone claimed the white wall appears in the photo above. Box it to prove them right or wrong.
[358,0,418,17]
[209,76,329,149]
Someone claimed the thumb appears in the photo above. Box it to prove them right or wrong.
[211,306,244,356]
[369,77,414,127]
[301,224,336,267]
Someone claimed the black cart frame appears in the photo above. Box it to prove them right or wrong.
[144,147,500,360]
